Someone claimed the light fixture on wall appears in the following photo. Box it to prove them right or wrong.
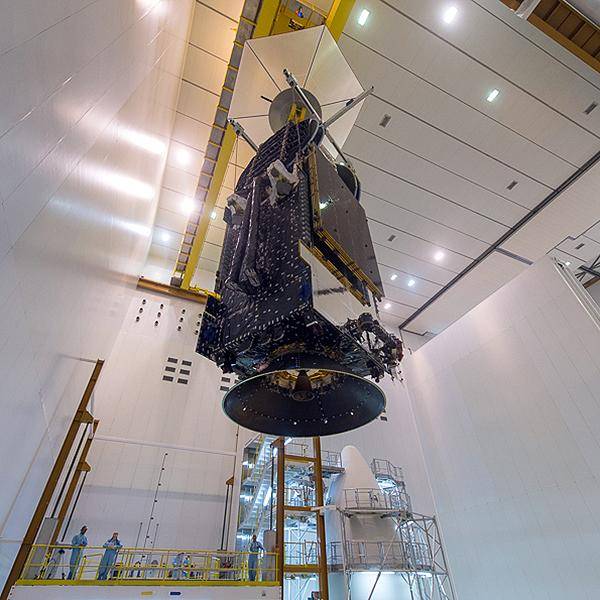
[210,210,217,220]
[358,8,370,25]
[119,127,165,155]
[442,6,458,24]
[100,169,155,200]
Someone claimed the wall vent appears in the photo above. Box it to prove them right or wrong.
[575,242,585,250]
[506,180,518,190]
[584,102,598,115]
[163,357,192,384]
[387,234,396,242]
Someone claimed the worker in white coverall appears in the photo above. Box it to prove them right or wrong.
[67,525,88,580]
[247,535,264,582]
[97,532,122,580]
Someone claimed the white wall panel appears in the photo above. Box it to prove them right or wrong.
[69,289,237,552]
[404,257,600,599]
[0,0,194,590]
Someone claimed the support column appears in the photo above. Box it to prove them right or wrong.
[274,437,285,592]
[313,438,329,600]
[51,419,99,545]
[1,360,103,600]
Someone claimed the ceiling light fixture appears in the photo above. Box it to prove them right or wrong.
[358,8,370,25]
[383,302,391,309]
[565,261,571,266]
[210,210,217,220]
[161,231,170,242]
[487,89,500,102]
[407,279,416,287]
[434,251,445,261]
[390,273,398,281]
[182,197,196,214]
[442,6,458,24]
[175,147,191,166]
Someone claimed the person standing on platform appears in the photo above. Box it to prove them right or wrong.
[97,532,122,580]
[247,534,264,582]
[67,526,88,580]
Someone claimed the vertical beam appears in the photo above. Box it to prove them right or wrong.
[275,437,285,591]
[1,360,103,599]
[326,0,357,41]
[50,420,99,545]
[313,437,329,600]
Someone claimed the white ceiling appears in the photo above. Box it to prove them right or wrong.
[143,0,244,284]
[336,0,600,334]
[146,0,600,336]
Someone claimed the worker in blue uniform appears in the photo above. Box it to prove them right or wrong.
[247,534,264,582]
[97,532,122,580]
[67,525,88,580]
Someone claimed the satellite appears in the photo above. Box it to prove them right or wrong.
[197,29,402,436]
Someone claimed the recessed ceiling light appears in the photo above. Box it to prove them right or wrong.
[182,197,196,214]
[487,89,500,102]
[210,210,217,220]
[565,261,571,266]
[161,231,170,242]
[358,8,370,26]
[390,273,398,281]
[442,6,458,24]
[383,301,391,309]
[407,279,416,287]
[175,148,191,166]
[434,250,445,261]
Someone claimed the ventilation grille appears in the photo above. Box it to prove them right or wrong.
[219,375,236,392]
[584,102,597,115]
[162,357,193,384]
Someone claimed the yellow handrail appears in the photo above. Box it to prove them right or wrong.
[17,544,279,587]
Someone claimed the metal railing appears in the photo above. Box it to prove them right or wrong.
[370,458,404,484]
[283,484,315,507]
[322,449,342,469]
[17,544,279,585]
[328,540,433,572]
[284,541,319,566]
[343,487,412,513]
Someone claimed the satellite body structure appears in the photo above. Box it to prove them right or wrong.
[197,47,402,437]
